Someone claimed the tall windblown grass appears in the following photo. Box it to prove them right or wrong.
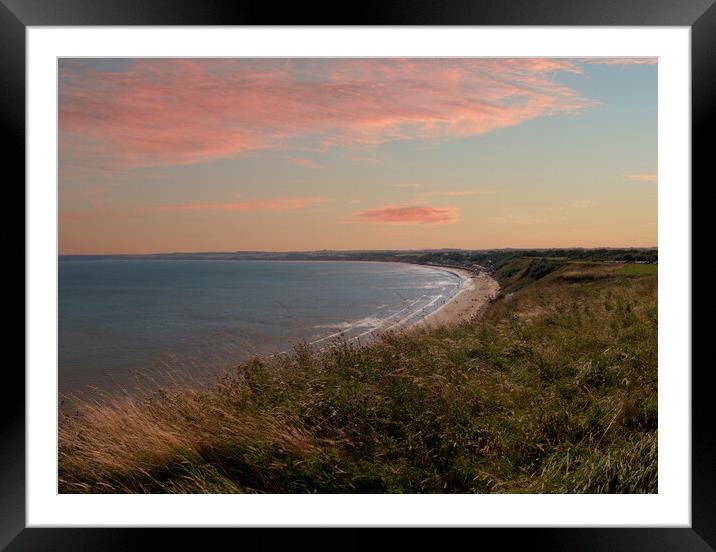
[59,262,657,493]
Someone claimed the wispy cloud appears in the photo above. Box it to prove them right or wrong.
[354,205,458,224]
[147,196,331,213]
[624,172,658,182]
[289,157,323,170]
[59,58,598,171]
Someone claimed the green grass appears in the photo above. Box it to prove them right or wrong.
[59,261,657,494]
[615,264,658,276]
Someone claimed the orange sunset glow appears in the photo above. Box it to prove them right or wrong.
[59,58,657,254]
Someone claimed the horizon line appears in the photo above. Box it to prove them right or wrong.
[59,245,659,257]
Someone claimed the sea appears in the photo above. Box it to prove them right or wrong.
[58,259,464,394]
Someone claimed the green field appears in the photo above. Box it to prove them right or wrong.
[615,263,658,276]
[59,260,657,494]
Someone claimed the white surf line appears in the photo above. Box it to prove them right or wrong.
[384,293,447,329]
[272,296,427,356]
[341,268,470,344]
[337,296,429,343]
[412,266,474,321]
[309,295,428,346]
[273,265,470,356]
[347,296,430,342]
[309,265,467,347]
[307,295,426,349]
[309,322,365,346]
[348,281,464,343]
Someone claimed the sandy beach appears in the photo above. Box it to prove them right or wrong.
[408,266,500,330]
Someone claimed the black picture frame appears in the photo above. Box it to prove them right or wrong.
[6,1,708,549]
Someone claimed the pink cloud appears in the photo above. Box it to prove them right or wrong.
[59,58,599,172]
[289,157,323,169]
[354,205,458,224]
[148,196,330,213]
[624,172,658,182]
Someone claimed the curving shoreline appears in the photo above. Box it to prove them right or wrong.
[312,264,500,347]
[408,266,500,330]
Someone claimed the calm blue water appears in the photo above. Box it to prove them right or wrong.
[59,260,462,393]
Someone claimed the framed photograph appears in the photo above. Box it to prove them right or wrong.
[8,0,707,548]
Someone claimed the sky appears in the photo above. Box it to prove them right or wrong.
[58,58,657,254]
